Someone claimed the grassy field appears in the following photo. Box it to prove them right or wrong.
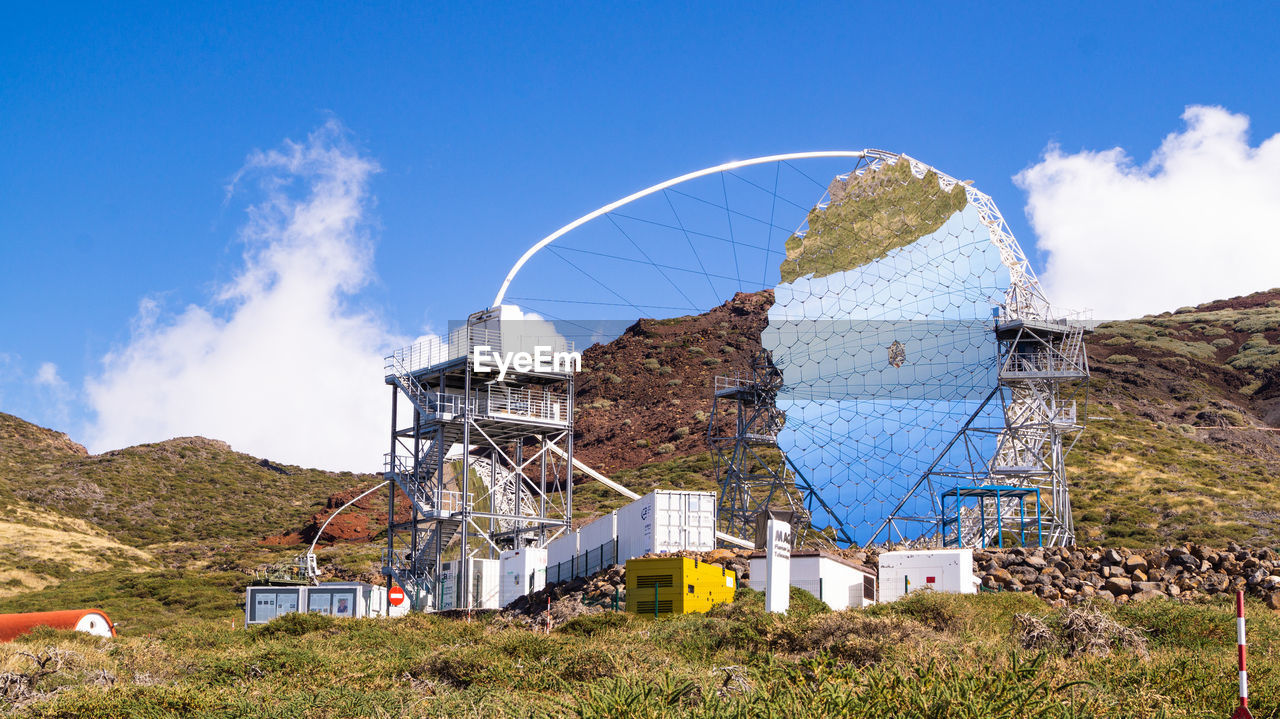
[1,585,1274,718]
[0,501,156,596]
[1068,410,1280,547]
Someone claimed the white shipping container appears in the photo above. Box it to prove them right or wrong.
[747,551,877,610]
[499,547,548,607]
[877,548,978,602]
[616,490,717,562]
[438,558,501,610]
[547,528,579,567]
[577,512,618,556]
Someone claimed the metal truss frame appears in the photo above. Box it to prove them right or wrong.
[708,350,852,546]
[381,309,575,611]
[873,320,1090,547]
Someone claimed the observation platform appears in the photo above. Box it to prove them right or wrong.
[713,375,775,402]
[994,317,1075,341]
[940,485,1044,549]
[383,314,576,439]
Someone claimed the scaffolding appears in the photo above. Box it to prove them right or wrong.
[381,308,575,610]
[709,350,848,545]
[877,316,1089,548]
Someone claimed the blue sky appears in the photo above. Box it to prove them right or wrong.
[2,2,1278,468]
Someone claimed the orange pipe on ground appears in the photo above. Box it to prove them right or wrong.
[0,609,116,641]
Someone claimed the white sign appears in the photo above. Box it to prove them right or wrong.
[765,518,792,614]
[471,345,581,381]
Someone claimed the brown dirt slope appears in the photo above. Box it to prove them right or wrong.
[571,290,774,475]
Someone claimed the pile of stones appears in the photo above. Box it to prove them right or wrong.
[971,544,1280,608]
[500,565,626,628]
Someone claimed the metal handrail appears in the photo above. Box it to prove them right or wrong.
[714,375,752,392]
[385,325,576,376]
[484,386,568,423]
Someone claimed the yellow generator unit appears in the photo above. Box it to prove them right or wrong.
[625,556,736,616]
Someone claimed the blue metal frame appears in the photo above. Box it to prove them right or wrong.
[940,485,1043,548]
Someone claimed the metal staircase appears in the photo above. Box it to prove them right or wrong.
[381,307,577,611]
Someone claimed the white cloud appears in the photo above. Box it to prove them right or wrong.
[84,121,406,471]
[34,362,66,389]
[1016,105,1280,318]
[29,361,73,427]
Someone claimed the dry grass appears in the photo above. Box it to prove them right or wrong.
[0,503,154,596]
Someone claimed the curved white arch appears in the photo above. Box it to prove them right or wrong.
[492,150,888,307]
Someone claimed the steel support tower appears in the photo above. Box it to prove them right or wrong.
[709,351,848,545]
[877,317,1089,547]
[381,308,574,610]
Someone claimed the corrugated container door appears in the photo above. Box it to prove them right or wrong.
[656,492,684,553]
[691,494,716,550]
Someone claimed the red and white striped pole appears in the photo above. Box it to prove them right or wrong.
[1233,589,1253,719]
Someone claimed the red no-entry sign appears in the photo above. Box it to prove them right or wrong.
[388,585,406,607]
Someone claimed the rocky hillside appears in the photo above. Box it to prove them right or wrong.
[1071,289,1280,546]
[0,412,379,589]
[572,290,774,474]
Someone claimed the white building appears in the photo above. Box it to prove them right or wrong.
[748,550,878,610]
[876,548,978,602]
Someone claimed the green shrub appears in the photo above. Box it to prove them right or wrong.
[1220,409,1248,427]
[33,686,218,718]
[634,439,650,448]
[555,646,619,682]
[416,646,513,688]
[250,611,335,638]
[673,427,690,439]
[557,611,630,636]
[1105,354,1138,364]
[1211,338,1235,348]
[701,357,721,366]
[656,443,675,455]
